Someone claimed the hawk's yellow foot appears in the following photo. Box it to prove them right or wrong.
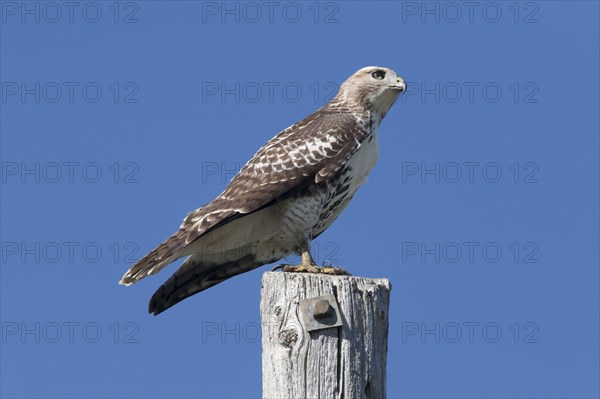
[272,251,351,275]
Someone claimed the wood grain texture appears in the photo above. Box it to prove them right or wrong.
[261,272,391,399]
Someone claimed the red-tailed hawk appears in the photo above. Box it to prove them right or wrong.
[120,66,406,315]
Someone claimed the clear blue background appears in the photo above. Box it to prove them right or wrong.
[1,1,598,398]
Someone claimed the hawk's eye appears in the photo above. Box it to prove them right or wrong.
[371,70,385,80]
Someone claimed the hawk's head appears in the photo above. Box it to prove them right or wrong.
[334,66,406,118]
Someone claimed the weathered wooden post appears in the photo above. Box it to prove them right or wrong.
[261,272,391,398]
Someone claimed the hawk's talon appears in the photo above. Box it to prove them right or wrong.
[271,264,288,272]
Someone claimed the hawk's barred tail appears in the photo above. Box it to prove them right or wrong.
[148,253,261,315]
[118,230,186,286]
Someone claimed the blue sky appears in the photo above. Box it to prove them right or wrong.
[1,1,598,398]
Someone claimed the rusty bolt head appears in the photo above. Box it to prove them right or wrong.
[313,299,331,319]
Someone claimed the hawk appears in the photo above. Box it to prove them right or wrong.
[120,66,406,315]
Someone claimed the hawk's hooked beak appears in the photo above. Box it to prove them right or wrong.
[389,77,407,92]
